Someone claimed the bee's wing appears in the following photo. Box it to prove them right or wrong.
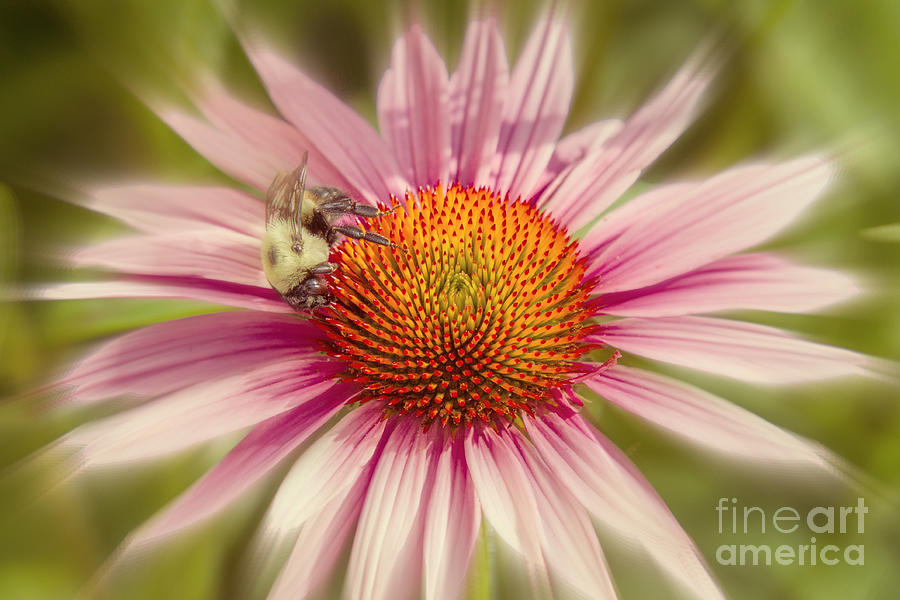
[265,151,308,248]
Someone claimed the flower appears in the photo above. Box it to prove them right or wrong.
[43,10,874,600]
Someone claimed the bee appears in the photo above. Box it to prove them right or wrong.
[261,152,394,311]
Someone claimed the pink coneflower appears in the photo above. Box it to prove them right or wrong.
[44,10,873,600]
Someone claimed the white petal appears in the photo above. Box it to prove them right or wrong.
[256,404,385,550]
[124,395,348,548]
[345,421,433,600]
[267,477,369,600]
[261,406,386,600]
[423,437,480,600]
[526,413,724,600]
[511,431,618,600]
[464,428,544,568]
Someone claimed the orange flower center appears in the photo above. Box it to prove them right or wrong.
[316,185,598,429]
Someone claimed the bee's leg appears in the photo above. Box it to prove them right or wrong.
[308,262,338,275]
[332,225,395,247]
[315,194,394,219]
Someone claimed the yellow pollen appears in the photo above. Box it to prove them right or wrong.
[316,184,598,430]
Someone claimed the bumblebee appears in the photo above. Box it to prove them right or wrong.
[261,153,393,311]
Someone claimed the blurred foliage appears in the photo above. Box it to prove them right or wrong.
[1,0,899,599]
[863,223,900,242]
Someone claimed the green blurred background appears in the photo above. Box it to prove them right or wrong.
[1,0,899,598]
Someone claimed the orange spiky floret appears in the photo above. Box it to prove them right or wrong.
[316,185,597,430]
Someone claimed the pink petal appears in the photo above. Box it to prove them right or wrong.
[34,277,288,313]
[84,183,264,237]
[377,26,451,187]
[158,108,283,191]
[195,78,359,192]
[490,13,574,202]
[268,475,369,600]
[584,155,834,293]
[64,359,342,466]
[255,405,386,600]
[166,78,372,196]
[598,253,858,317]
[464,428,544,569]
[585,365,833,465]
[258,404,385,543]
[597,316,869,383]
[124,391,350,547]
[448,19,508,187]
[541,56,712,230]
[243,42,408,205]
[423,436,480,600]
[526,413,724,600]
[538,119,624,188]
[71,229,266,288]
[346,421,433,600]
[510,432,618,600]
[61,311,317,403]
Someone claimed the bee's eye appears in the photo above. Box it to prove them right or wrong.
[303,277,327,294]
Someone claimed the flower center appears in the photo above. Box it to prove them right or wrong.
[316,185,597,429]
